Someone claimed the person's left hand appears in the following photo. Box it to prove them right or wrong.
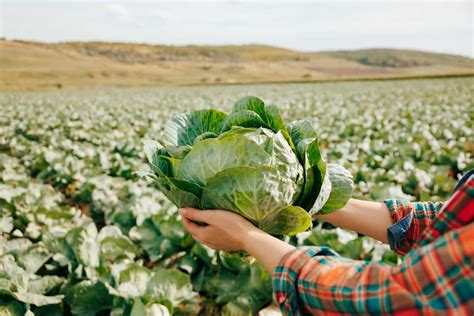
[179,208,259,251]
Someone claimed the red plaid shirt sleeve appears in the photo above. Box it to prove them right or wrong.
[273,175,474,315]
[384,198,444,255]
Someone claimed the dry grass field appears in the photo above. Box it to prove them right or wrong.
[1,39,472,91]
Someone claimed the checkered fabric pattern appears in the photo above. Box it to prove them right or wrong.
[273,175,474,315]
[385,198,444,255]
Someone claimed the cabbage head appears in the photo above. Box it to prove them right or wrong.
[144,96,353,236]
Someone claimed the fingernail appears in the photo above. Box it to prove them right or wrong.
[180,208,187,216]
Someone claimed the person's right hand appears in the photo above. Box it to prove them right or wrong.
[180,207,296,277]
[179,207,260,251]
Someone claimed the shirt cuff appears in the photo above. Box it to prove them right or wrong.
[384,198,414,251]
[273,246,338,316]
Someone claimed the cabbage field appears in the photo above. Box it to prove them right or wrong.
[1,77,473,315]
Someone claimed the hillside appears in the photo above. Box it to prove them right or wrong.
[327,49,473,68]
[0,39,472,91]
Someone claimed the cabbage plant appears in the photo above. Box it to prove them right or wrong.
[144,96,353,236]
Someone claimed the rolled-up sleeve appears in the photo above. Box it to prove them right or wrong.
[273,225,473,315]
[273,175,473,315]
[384,198,443,255]
[273,247,338,315]
[273,246,409,315]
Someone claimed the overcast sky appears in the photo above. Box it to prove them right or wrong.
[1,0,473,57]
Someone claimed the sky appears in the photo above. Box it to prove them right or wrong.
[1,0,473,57]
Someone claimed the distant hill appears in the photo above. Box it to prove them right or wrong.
[327,49,473,68]
[1,39,472,91]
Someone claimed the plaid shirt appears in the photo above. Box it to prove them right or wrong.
[273,174,474,315]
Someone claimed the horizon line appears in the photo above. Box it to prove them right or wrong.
[3,37,473,59]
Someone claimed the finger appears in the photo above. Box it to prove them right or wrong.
[180,211,203,229]
[181,215,197,231]
[191,233,214,249]
[180,215,192,231]
[192,236,217,250]
[183,216,210,238]
[180,208,215,224]
[206,243,218,250]
[186,221,216,244]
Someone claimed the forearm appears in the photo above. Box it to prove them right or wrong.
[243,228,295,277]
[313,198,392,243]
[242,198,392,275]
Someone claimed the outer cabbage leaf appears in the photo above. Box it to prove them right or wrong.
[143,140,163,166]
[98,226,141,262]
[115,264,151,298]
[129,218,187,263]
[153,155,181,178]
[146,267,196,308]
[287,119,319,149]
[233,96,266,116]
[65,224,100,269]
[319,163,354,214]
[13,292,64,307]
[17,245,51,274]
[265,130,304,194]
[219,110,269,133]
[155,178,201,208]
[310,168,332,214]
[65,280,114,315]
[145,144,202,208]
[201,166,311,235]
[131,298,170,316]
[208,260,273,315]
[193,132,218,144]
[294,138,330,213]
[162,110,227,147]
[144,139,192,162]
[178,135,272,187]
[161,145,192,160]
[218,126,272,147]
[27,276,65,295]
[231,97,295,150]
[260,205,311,236]
[0,301,23,316]
[232,97,285,133]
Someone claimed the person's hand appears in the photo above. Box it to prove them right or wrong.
[179,207,259,251]
[180,207,296,276]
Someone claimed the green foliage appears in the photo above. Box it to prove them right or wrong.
[0,78,471,314]
[65,281,114,315]
[319,163,355,214]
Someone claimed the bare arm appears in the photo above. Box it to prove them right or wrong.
[179,198,393,276]
[313,198,393,243]
[242,228,295,276]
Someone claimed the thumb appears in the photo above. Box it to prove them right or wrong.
[180,208,213,224]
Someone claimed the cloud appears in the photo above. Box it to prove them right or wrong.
[105,3,132,24]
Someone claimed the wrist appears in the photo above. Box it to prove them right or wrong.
[241,226,263,252]
[312,198,354,221]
